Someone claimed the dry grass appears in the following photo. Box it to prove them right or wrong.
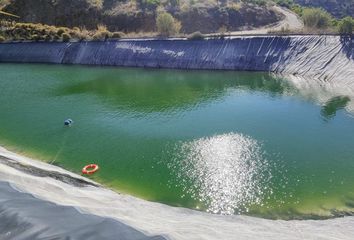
[124,31,158,38]
[106,1,138,16]
[0,21,126,42]
[267,27,339,35]
[228,2,243,11]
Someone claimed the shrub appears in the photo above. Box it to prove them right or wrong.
[77,27,90,40]
[57,27,67,36]
[274,0,294,9]
[137,0,160,10]
[291,4,303,16]
[31,34,40,41]
[111,31,125,39]
[92,31,111,41]
[1,20,126,42]
[338,17,354,35]
[44,35,51,41]
[187,31,205,40]
[62,33,71,42]
[156,12,181,37]
[302,8,333,29]
[0,35,5,42]
[228,2,242,11]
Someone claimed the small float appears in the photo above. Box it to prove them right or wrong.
[82,164,99,175]
[64,119,73,126]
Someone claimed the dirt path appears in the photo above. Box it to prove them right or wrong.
[211,6,303,36]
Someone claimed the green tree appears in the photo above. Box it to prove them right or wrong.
[302,8,333,29]
[156,12,181,37]
[338,16,354,35]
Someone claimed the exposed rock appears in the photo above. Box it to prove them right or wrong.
[3,0,281,33]
[4,0,102,28]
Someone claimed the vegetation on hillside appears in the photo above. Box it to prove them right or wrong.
[294,0,354,19]
[273,0,354,34]
[156,12,181,36]
[338,17,354,35]
[0,21,125,42]
[274,0,354,19]
[1,0,281,34]
[1,0,353,42]
[302,8,332,29]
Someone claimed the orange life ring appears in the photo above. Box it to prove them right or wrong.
[82,164,99,175]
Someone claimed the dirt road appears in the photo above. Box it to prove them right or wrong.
[211,6,303,36]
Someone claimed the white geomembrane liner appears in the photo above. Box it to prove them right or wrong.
[1,146,354,240]
[170,133,271,215]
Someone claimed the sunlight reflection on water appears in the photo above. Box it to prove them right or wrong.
[169,133,272,215]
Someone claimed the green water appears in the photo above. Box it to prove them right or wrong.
[0,63,354,219]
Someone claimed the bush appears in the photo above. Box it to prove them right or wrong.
[291,4,303,16]
[57,27,67,36]
[302,8,333,29]
[0,35,5,42]
[137,0,160,10]
[111,31,125,39]
[62,33,71,42]
[156,12,181,37]
[44,35,52,41]
[1,20,124,42]
[92,31,112,41]
[30,34,39,41]
[54,34,61,41]
[187,31,205,40]
[338,17,354,35]
[274,0,294,9]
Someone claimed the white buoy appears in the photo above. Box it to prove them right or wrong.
[64,119,73,126]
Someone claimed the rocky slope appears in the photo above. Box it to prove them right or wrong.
[2,0,282,33]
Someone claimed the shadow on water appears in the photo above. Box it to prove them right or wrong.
[56,68,292,113]
[321,96,351,119]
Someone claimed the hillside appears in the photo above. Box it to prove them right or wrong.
[294,0,354,18]
[2,0,282,34]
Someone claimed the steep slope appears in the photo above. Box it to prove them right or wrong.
[3,0,102,28]
[3,0,282,33]
[227,6,303,35]
[0,36,352,83]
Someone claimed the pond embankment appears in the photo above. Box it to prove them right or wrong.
[0,35,353,83]
[1,35,354,239]
[1,146,354,240]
